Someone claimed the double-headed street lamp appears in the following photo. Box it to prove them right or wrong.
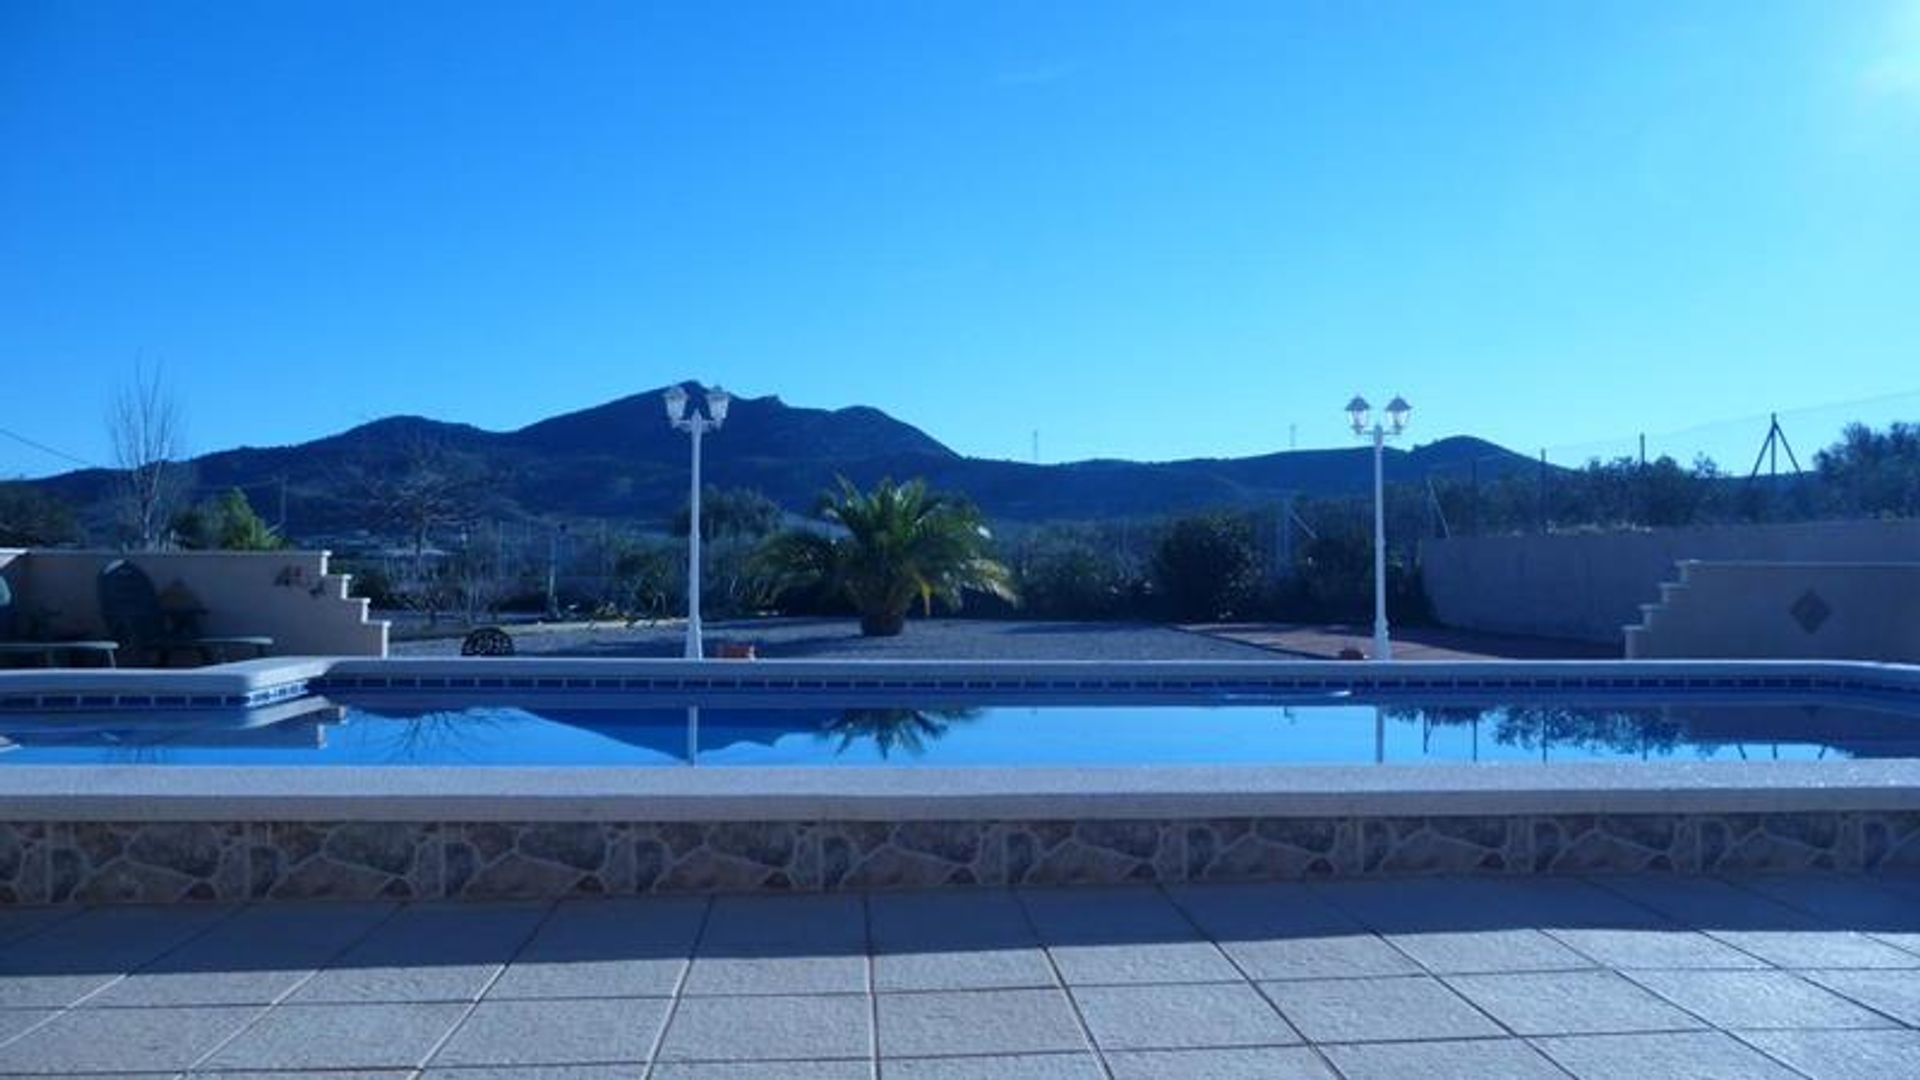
[1346,394,1411,662]
[664,384,731,660]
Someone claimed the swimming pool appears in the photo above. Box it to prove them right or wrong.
[4,693,1917,767]
[3,658,1918,904]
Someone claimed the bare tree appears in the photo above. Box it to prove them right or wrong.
[107,362,189,550]
[350,436,488,573]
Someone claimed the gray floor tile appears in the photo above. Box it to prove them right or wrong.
[1168,883,1360,938]
[1866,875,1920,903]
[191,1072,414,1080]
[883,1053,1104,1078]
[1598,876,1920,969]
[700,894,866,951]
[1105,1046,1334,1079]
[870,890,1037,951]
[0,905,235,973]
[1313,877,1598,973]
[420,1060,637,1068]
[480,899,699,997]
[1073,982,1299,1050]
[1738,1028,1920,1080]
[0,1004,260,1073]
[873,947,1057,991]
[1259,976,1500,1043]
[288,902,548,1003]
[1802,967,1920,1025]
[0,971,124,1009]
[1308,878,1536,932]
[201,1002,469,1070]
[1381,928,1594,974]
[80,966,317,1007]
[190,902,397,954]
[652,1062,872,1079]
[0,906,82,948]
[1731,876,1920,953]
[492,899,702,998]
[531,897,708,952]
[877,987,1086,1057]
[1018,887,1199,943]
[1019,887,1240,983]
[82,901,393,1006]
[1545,927,1768,970]
[486,956,687,999]
[1480,877,1687,928]
[1172,876,1420,981]
[657,993,871,1062]
[1537,1031,1803,1079]
[288,962,506,1003]
[1705,928,1920,970]
[1218,934,1423,981]
[5,1074,180,1080]
[1321,1038,1566,1080]
[0,1007,54,1043]
[1627,969,1893,1029]
[1446,971,1704,1036]
[430,997,669,1065]
[682,954,868,996]
[1048,941,1242,985]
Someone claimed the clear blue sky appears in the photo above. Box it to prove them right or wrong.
[4,0,1918,478]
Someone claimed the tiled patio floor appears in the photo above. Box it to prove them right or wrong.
[0,874,1917,1078]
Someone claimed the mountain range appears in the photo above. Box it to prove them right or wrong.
[31,384,1539,537]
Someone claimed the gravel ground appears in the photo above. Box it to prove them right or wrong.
[389,616,1281,661]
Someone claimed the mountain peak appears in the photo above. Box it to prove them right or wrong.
[29,386,1537,535]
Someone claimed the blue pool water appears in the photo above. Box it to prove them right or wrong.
[1,694,1917,766]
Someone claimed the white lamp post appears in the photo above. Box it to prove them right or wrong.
[1346,394,1411,661]
[664,384,731,660]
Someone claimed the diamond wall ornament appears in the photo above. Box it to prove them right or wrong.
[1789,589,1832,635]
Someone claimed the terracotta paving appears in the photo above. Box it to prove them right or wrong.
[1187,624,1620,662]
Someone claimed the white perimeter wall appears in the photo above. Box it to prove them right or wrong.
[1625,561,1920,661]
[0,549,387,657]
[1419,519,1920,646]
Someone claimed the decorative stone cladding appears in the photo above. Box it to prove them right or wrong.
[2,812,1915,906]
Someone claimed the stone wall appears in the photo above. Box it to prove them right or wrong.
[1,548,386,657]
[1420,519,1920,646]
[4,812,1916,906]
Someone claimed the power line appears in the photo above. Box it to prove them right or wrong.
[0,426,98,469]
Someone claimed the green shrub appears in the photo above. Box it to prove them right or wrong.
[1149,513,1260,621]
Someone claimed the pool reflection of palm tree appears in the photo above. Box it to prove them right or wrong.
[818,707,979,759]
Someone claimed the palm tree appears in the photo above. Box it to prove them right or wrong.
[754,477,1016,636]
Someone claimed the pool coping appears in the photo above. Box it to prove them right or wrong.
[6,655,1920,711]
[0,758,1917,822]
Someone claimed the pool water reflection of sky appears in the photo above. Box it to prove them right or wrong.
[2,698,1918,767]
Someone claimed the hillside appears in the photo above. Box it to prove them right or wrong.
[29,384,1540,537]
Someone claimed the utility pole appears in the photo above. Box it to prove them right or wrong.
[545,523,561,620]
[1747,412,1802,480]
[1538,449,1549,532]
[1276,494,1295,577]
[1469,457,1480,534]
